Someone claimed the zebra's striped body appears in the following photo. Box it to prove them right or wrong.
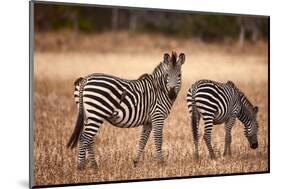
[67,52,185,169]
[75,74,156,128]
[186,80,259,159]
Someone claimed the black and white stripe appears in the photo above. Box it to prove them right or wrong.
[186,80,259,159]
[67,52,185,169]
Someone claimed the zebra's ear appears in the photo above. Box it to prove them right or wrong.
[254,106,259,114]
[178,53,185,65]
[163,53,170,64]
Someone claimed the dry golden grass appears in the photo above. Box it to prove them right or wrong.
[33,33,268,186]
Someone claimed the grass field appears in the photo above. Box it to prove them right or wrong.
[33,33,268,186]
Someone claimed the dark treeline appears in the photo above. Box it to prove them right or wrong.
[34,3,268,44]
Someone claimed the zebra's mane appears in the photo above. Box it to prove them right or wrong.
[133,62,165,81]
[152,62,166,77]
[240,92,254,108]
[138,73,149,80]
[171,51,178,67]
[227,81,254,110]
[234,88,254,117]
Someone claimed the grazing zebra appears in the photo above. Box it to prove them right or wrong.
[186,80,259,159]
[67,52,185,169]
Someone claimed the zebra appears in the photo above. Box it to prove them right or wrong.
[67,52,185,169]
[186,79,259,159]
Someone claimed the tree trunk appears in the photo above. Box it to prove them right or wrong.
[129,11,138,32]
[239,25,245,48]
[112,8,119,32]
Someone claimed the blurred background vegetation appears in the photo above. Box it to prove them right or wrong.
[34,3,268,42]
[34,2,269,54]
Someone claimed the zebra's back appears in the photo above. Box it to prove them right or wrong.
[187,79,239,124]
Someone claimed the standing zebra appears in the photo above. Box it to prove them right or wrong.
[67,52,185,169]
[186,80,259,159]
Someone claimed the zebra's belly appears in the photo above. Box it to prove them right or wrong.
[213,119,226,125]
[213,113,229,125]
[107,116,147,128]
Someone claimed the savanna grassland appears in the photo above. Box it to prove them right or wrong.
[33,32,268,186]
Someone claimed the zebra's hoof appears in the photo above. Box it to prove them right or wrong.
[158,160,166,167]
[77,164,85,171]
[133,160,138,167]
[223,151,231,157]
[210,154,216,160]
[157,157,165,165]
[90,162,98,169]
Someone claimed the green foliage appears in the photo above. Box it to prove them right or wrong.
[34,3,268,41]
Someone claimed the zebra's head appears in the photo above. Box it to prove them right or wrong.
[245,106,259,149]
[238,93,259,149]
[162,52,185,100]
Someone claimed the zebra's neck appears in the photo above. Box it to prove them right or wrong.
[156,76,174,108]
[152,62,167,77]
[237,94,253,133]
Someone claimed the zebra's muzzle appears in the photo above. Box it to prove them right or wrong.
[168,87,177,100]
[250,142,258,149]
[247,135,258,149]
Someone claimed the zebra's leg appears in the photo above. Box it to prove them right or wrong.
[203,117,215,159]
[87,138,98,168]
[152,118,165,163]
[78,118,102,170]
[85,118,103,169]
[191,109,200,159]
[223,116,236,156]
[78,132,88,170]
[133,124,152,167]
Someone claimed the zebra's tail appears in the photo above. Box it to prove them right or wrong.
[67,77,87,149]
[190,88,199,145]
